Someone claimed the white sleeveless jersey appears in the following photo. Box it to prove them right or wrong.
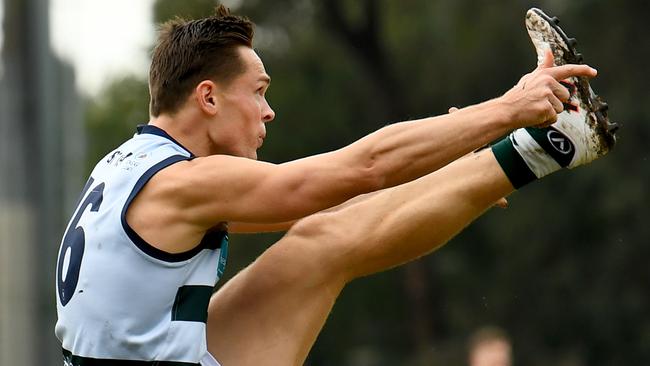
[55,125,228,365]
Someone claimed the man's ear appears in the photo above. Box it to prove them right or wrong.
[195,80,218,115]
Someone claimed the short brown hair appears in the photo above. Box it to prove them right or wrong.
[149,5,254,116]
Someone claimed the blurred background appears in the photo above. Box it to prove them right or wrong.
[1,0,648,365]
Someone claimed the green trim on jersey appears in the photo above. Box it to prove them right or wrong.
[171,285,214,323]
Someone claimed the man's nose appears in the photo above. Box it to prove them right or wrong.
[262,101,275,123]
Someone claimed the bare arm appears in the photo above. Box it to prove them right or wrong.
[229,189,386,234]
[138,61,596,242]
[153,101,509,230]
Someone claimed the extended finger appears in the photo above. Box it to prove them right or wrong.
[547,64,597,81]
[537,48,555,70]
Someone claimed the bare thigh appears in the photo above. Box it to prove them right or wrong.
[205,150,512,365]
[206,220,348,366]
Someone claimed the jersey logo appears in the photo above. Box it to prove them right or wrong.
[106,150,133,165]
[217,234,229,279]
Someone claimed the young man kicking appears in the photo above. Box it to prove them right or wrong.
[54,6,614,366]
[203,8,616,366]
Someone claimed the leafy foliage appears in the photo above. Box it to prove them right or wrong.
[85,76,149,170]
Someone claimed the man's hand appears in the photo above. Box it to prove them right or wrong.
[499,49,597,128]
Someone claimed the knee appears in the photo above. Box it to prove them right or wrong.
[283,212,354,283]
[287,212,335,242]
[287,211,352,251]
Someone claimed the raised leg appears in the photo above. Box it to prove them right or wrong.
[205,8,618,363]
[206,149,513,365]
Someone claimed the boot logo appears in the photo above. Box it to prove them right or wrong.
[547,130,573,154]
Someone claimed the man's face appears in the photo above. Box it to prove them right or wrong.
[212,46,275,159]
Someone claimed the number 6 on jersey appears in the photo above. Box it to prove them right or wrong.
[56,179,105,306]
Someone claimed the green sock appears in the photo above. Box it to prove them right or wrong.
[492,135,538,189]
[492,127,575,189]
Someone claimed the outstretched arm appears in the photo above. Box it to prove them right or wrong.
[131,59,594,251]
[159,60,592,220]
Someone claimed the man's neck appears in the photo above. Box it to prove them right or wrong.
[148,111,213,157]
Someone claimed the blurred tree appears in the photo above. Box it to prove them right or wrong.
[83,0,650,365]
[153,0,217,23]
[85,76,149,170]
